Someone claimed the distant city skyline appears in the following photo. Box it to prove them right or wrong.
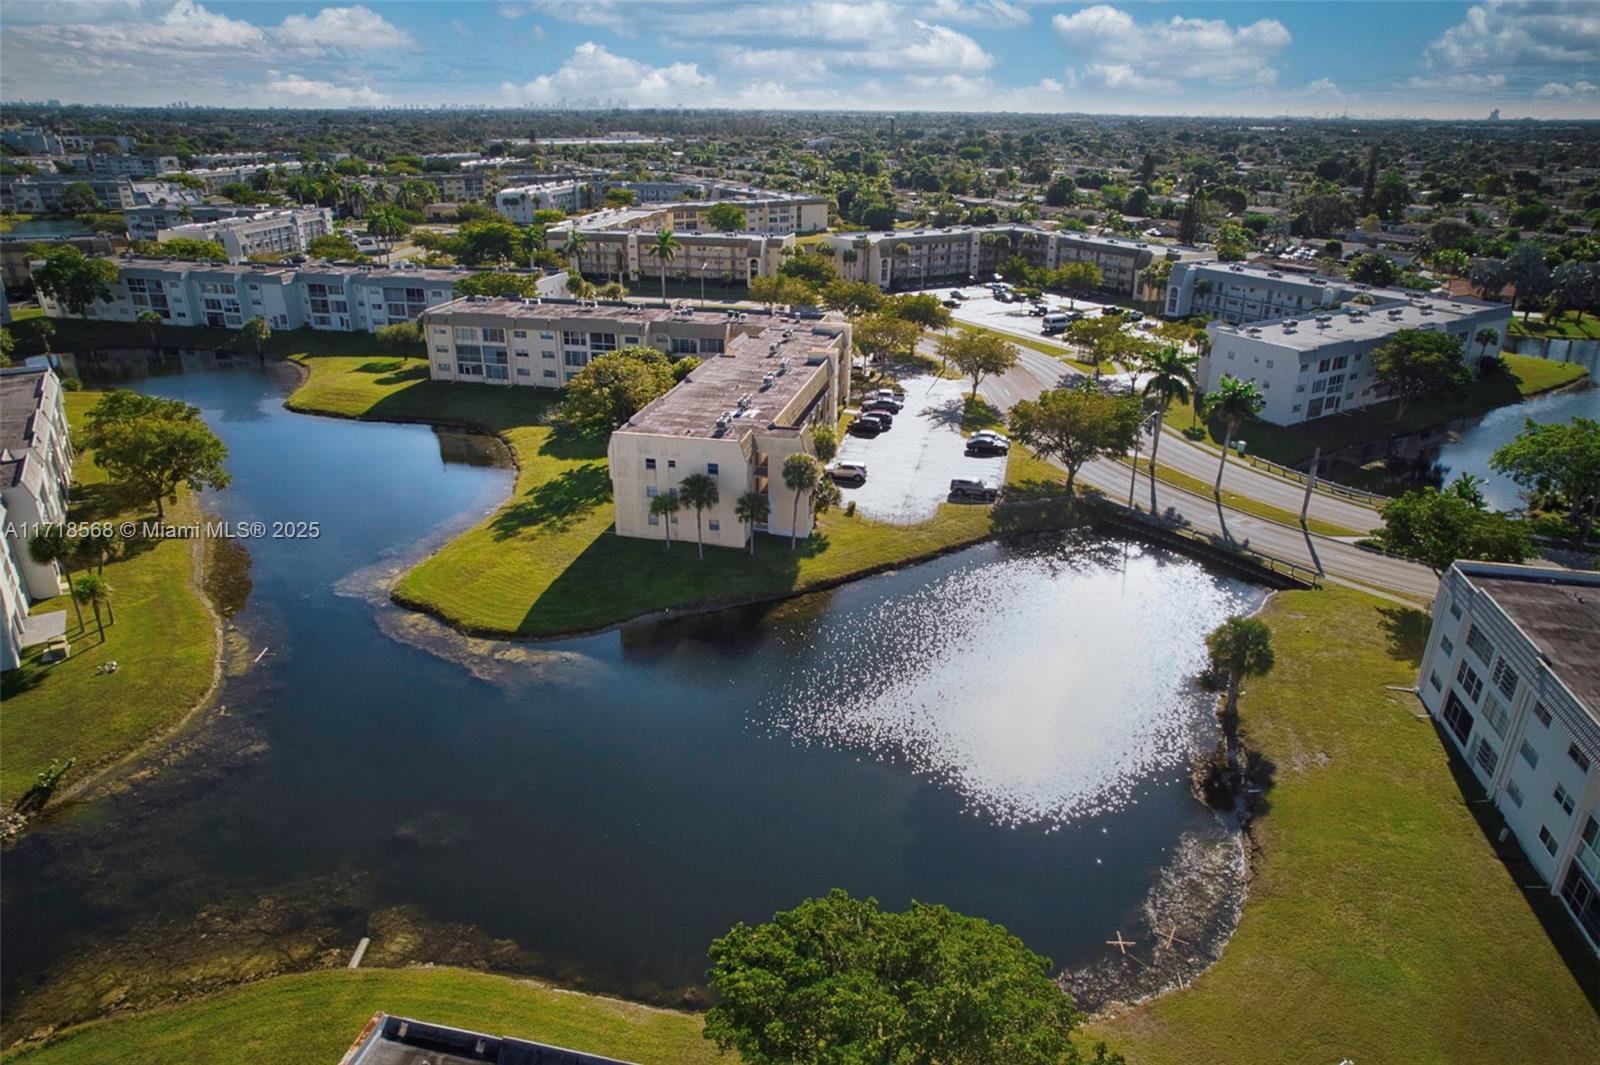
[1,1,1597,120]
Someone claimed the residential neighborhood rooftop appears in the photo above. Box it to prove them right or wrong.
[1461,563,1600,719]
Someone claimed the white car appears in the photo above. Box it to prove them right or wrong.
[972,430,1009,444]
[826,462,868,485]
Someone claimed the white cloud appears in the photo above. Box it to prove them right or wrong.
[1404,73,1509,90]
[504,42,714,106]
[1077,64,1178,94]
[0,0,144,24]
[261,73,391,106]
[277,6,414,51]
[530,0,631,32]
[1052,5,1291,88]
[924,0,1030,28]
[1535,78,1599,96]
[842,22,993,72]
[1425,0,1600,70]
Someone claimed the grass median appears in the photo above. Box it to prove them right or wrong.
[0,967,720,1065]
[0,393,217,808]
[289,355,1083,638]
[1090,585,1600,1064]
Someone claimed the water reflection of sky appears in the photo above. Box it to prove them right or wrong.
[763,544,1255,826]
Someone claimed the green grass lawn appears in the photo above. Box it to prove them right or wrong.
[0,393,217,807]
[1091,586,1600,1064]
[1174,354,1590,467]
[289,354,1082,638]
[0,968,721,1065]
[1509,314,1600,340]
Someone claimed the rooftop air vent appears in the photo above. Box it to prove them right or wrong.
[761,373,775,390]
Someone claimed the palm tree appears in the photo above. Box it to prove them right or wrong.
[1139,344,1198,509]
[1475,327,1500,362]
[564,228,588,273]
[781,453,820,550]
[735,490,770,556]
[677,473,720,560]
[811,424,839,465]
[1201,375,1265,499]
[27,528,84,631]
[649,492,680,549]
[73,573,113,642]
[136,308,163,345]
[241,316,271,359]
[650,228,681,304]
[1206,616,1275,728]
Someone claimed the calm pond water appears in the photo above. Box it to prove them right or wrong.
[2,219,95,239]
[1434,385,1599,510]
[2,368,1263,1008]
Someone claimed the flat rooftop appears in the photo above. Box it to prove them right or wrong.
[106,256,468,284]
[1466,566,1600,720]
[0,367,50,452]
[427,295,673,325]
[343,1013,636,1065]
[1216,297,1501,354]
[626,326,839,440]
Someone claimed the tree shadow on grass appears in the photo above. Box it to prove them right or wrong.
[1377,604,1431,667]
[354,359,429,387]
[1433,718,1600,1010]
[489,463,612,539]
[520,525,812,636]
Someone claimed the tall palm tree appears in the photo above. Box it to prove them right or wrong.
[27,529,84,631]
[564,228,588,273]
[1139,344,1198,509]
[649,491,680,549]
[781,453,820,550]
[677,473,720,560]
[1474,327,1500,363]
[136,308,163,345]
[73,574,113,642]
[1201,375,1265,499]
[735,490,770,556]
[241,316,271,359]
[1206,616,1275,728]
[650,228,681,304]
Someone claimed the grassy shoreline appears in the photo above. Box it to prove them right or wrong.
[0,393,220,809]
[1090,586,1600,1063]
[285,353,1089,640]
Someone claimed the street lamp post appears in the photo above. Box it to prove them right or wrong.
[699,261,709,310]
[1128,411,1159,510]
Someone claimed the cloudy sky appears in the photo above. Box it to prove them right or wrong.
[2,1,1597,118]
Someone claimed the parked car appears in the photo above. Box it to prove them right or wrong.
[1100,305,1124,316]
[1027,305,1048,317]
[860,410,892,429]
[943,299,960,308]
[1041,312,1070,334]
[948,478,1000,503]
[849,417,882,438]
[965,436,1010,457]
[972,429,1009,444]
[826,462,868,486]
[872,387,907,404]
[949,290,968,300]
[1125,310,1144,322]
[863,397,902,414]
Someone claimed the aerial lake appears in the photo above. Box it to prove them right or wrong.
[1433,383,1599,510]
[2,367,1264,1018]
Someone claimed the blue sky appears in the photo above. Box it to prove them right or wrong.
[2,1,1597,118]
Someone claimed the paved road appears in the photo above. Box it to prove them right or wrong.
[974,348,1440,602]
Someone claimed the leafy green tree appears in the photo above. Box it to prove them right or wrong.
[1201,375,1265,497]
[777,252,838,289]
[1370,328,1470,423]
[1376,488,1534,573]
[649,228,681,304]
[134,236,227,262]
[83,390,231,519]
[1206,616,1275,725]
[749,274,816,310]
[811,423,838,465]
[555,346,675,434]
[883,292,952,330]
[1053,261,1102,307]
[936,329,1020,398]
[0,326,13,367]
[454,272,539,299]
[136,308,164,345]
[1010,387,1141,494]
[27,528,85,630]
[705,202,746,232]
[60,181,102,215]
[677,472,720,560]
[1490,416,1600,540]
[650,491,680,549]
[1469,258,1510,301]
[24,318,54,354]
[73,574,114,642]
[375,321,423,355]
[1550,260,1599,324]
[735,490,770,556]
[781,453,820,549]
[240,315,271,357]
[33,245,120,314]
[307,233,363,260]
[457,220,525,266]
[820,279,884,318]
[1214,222,1251,262]
[705,888,1108,1065]
[1503,242,1552,323]
[366,209,409,247]
[851,312,921,363]
[1139,344,1198,508]
[1347,252,1398,286]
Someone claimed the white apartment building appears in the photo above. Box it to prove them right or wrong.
[1167,260,1375,323]
[551,226,793,287]
[125,203,262,241]
[421,296,850,548]
[1416,562,1600,951]
[1199,292,1509,425]
[0,367,74,671]
[83,153,180,178]
[184,162,305,194]
[38,258,469,333]
[1,174,136,212]
[821,225,1198,296]
[157,207,334,260]
[496,180,828,235]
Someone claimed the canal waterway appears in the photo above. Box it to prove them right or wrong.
[1431,384,1599,510]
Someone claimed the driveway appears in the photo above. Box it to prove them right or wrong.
[834,375,1008,524]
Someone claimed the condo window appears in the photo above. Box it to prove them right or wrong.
[646,486,659,497]
[1570,744,1592,774]
[667,460,676,469]
[1556,783,1576,817]
[1491,659,1519,700]
[1506,779,1524,808]
[645,458,656,470]
[708,519,720,532]
[1532,703,1552,728]
[707,463,719,476]
[1429,671,1441,692]
[1456,660,1484,703]
[1441,634,1454,657]
[1465,623,1494,665]
[1482,696,1510,738]
[1520,739,1539,770]
[1474,738,1498,776]
[1539,825,1559,858]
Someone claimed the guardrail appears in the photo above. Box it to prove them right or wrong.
[1091,500,1321,590]
[1234,451,1390,505]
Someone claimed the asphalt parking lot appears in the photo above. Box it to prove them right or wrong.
[833,375,1009,524]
